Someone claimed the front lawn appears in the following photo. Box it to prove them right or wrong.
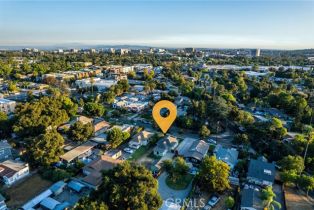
[165,174,194,190]
[129,146,149,160]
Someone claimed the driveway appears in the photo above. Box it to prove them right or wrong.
[273,183,285,210]
[210,129,234,148]
[158,172,192,204]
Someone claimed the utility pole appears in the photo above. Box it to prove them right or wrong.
[303,92,314,161]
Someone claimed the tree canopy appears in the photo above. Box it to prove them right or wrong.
[106,127,129,148]
[69,121,93,142]
[28,129,64,166]
[197,156,230,192]
[84,102,105,117]
[92,162,162,210]
[13,95,76,137]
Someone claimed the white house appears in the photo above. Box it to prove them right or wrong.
[0,159,29,185]
[75,78,117,91]
[0,99,16,114]
[128,130,154,149]
[153,135,178,157]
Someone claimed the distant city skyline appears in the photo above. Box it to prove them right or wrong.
[0,1,314,49]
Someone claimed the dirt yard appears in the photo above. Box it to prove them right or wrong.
[5,173,52,209]
[285,187,314,210]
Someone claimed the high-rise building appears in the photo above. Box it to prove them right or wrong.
[184,48,195,53]
[109,48,115,54]
[253,48,261,57]
[71,49,79,53]
[117,49,129,55]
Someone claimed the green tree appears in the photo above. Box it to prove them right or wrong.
[0,63,12,78]
[0,111,9,136]
[162,157,189,182]
[102,91,116,104]
[128,71,136,79]
[29,130,64,166]
[107,127,129,148]
[270,118,287,139]
[197,156,230,192]
[225,196,235,208]
[260,186,281,210]
[61,96,78,117]
[85,102,105,117]
[162,159,173,174]
[278,155,305,174]
[280,170,298,185]
[7,81,19,92]
[13,96,70,137]
[199,125,211,138]
[75,197,109,210]
[172,157,189,179]
[233,133,250,146]
[143,69,154,80]
[94,162,162,210]
[69,122,93,142]
[297,175,314,196]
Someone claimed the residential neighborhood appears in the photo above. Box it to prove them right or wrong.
[0,2,314,208]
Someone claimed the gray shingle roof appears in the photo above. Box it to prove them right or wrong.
[0,141,11,149]
[247,158,275,183]
[214,144,238,167]
[177,138,209,161]
[241,186,263,209]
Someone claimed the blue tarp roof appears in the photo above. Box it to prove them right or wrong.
[54,201,71,210]
[49,181,66,194]
[68,180,85,192]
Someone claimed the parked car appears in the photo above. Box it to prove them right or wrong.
[208,195,220,207]
[207,138,217,144]
[189,167,198,175]
[123,148,134,154]
[129,144,141,149]
[203,205,211,210]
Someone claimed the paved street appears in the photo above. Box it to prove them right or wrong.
[158,172,193,204]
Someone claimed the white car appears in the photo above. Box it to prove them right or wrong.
[129,144,141,149]
[203,205,211,210]
[123,148,134,154]
[207,138,217,144]
[208,195,220,207]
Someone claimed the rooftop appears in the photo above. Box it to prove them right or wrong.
[177,138,210,161]
[82,155,123,187]
[60,141,97,162]
[0,140,12,149]
[0,98,15,104]
[247,158,276,183]
[241,185,263,209]
[131,130,154,143]
[214,144,238,168]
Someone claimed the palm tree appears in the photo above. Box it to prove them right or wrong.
[90,77,95,96]
[261,186,281,210]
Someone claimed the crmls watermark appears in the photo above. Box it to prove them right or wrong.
[165,198,206,208]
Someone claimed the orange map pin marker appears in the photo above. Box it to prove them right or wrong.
[152,100,177,133]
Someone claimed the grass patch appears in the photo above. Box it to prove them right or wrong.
[147,151,161,160]
[165,174,194,190]
[141,113,152,120]
[129,146,149,160]
[5,173,53,209]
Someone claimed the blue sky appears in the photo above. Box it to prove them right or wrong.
[0,0,314,49]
